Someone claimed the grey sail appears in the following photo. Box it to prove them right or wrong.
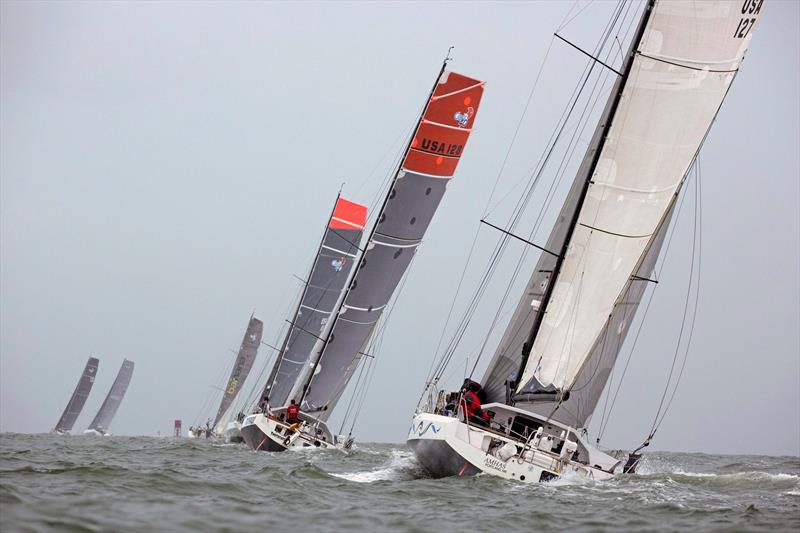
[301,70,486,419]
[212,316,264,427]
[54,357,99,432]
[263,196,367,408]
[87,359,135,433]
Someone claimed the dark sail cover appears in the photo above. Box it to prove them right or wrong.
[54,357,99,432]
[302,70,485,419]
[87,359,135,433]
[212,317,263,427]
[264,197,367,408]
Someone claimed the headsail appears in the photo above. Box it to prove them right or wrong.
[212,316,264,428]
[301,69,486,418]
[263,196,367,408]
[508,0,762,406]
[54,357,99,433]
[87,359,135,434]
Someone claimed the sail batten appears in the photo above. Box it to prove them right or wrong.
[263,196,367,408]
[301,68,485,419]
[87,359,134,434]
[54,357,99,433]
[506,0,762,404]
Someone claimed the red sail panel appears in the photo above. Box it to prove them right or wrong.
[330,197,367,230]
[403,71,485,177]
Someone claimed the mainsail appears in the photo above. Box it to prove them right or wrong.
[54,357,99,432]
[263,196,367,408]
[212,316,263,428]
[300,68,486,418]
[87,359,135,433]
[480,0,762,427]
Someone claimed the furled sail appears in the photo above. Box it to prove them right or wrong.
[513,0,762,401]
[212,316,263,428]
[87,359,135,433]
[301,69,486,419]
[263,196,367,408]
[54,357,99,433]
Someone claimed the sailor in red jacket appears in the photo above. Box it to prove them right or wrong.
[286,399,301,425]
[462,384,490,427]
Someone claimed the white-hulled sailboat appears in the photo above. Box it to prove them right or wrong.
[242,61,485,452]
[408,0,763,483]
[83,359,135,436]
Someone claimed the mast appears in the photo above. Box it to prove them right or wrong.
[513,0,656,399]
[297,59,451,405]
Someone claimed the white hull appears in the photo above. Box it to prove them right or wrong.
[407,409,619,483]
[241,413,337,452]
[82,429,106,437]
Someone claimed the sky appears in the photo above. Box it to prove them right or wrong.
[1,0,798,456]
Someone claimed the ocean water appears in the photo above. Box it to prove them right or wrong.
[0,433,798,532]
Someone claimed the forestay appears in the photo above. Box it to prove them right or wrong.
[88,359,135,433]
[264,196,367,408]
[55,357,100,432]
[514,0,762,399]
[301,70,486,419]
[212,317,263,427]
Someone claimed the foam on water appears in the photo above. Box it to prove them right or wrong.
[1,433,798,532]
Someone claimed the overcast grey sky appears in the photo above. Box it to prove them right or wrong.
[1,1,798,456]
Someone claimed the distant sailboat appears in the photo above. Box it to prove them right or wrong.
[84,359,135,436]
[241,195,367,451]
[242,59,485,452]
[213,316,263,442]
[408,0,763,483]
[53,357,99,435]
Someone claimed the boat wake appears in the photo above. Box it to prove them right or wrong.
[331,450,422,483]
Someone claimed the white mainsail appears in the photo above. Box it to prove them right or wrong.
[517,0,763,395]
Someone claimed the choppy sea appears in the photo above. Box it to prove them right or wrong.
[0,433,797,532]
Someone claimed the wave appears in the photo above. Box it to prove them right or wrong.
[331,450,423,483]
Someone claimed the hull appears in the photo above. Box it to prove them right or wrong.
[407,412,616,484]
[223,421,244,444]
[82,429,106,437]
[240,413,336,452]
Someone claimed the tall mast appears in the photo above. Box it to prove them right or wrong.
[298,57,452,404]
[514,0,656,397]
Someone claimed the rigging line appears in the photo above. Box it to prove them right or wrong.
[648,167,699,436]
[653,162,703,434]
[478,18,626,383]
[596,174,692,441]
[554,33,624,77]
[482,35,556,218]
[431,0,628,386]
[558,0,598,32]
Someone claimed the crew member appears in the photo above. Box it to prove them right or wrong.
[286,399,301,425]
[462,383,490,427]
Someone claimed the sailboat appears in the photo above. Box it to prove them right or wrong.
[408,0,763,482]
[241,195,368,451]
[53,357,99,435]
[83,359,135,436]
[242,61,485,452]
[213,315,263,442]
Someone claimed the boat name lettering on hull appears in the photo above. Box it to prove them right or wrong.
[484,456,507,473]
